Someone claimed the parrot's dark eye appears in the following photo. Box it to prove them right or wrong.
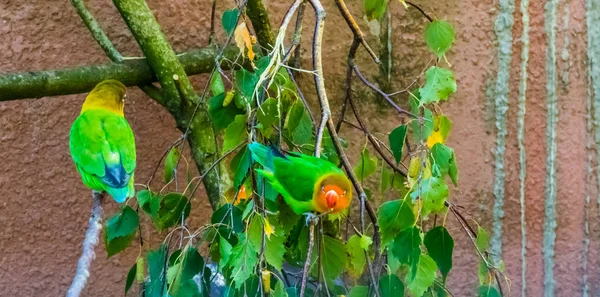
[342,191,346,196]
[321,187,325,193]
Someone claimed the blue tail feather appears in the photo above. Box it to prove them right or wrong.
[106,186,129,203]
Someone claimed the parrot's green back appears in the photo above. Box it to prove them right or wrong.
[70,82,136,203]
[248,142,346,214]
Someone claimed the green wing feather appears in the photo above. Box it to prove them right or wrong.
[70,109,136,202]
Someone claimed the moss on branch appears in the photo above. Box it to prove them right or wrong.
[0,46,242,102]
[246,0,275,50]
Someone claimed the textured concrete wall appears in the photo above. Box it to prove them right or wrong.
[0,0,595,296]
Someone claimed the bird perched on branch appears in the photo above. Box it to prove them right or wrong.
[248,142,352,216]
[69,80,136,203]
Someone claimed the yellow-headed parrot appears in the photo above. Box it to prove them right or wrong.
[248,142,352,215]
[69,80,136,203]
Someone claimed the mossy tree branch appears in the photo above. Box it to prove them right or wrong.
[112,0,223,208]
[0,46,242,101]
[71,0,164,102]
[246,0,275,50]
[71,0,123,62]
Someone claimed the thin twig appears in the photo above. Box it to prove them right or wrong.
[208,0,217,44]
[343,39,407,178]
[306,0,330,158]
[352,65,418,118]
[292,1,307,73]
[299,222,315,297]
[71,0,163,100]
[405,1,434,22]
[333,0,379,63]
[67,191,105,297]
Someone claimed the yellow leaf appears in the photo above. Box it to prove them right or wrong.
[234,22,256,64]
[261,270,271,294]
[426,115,451,148]
[407,157,431,187]
[264,218,275,239]
[223,90,235,107]
[233,185,248,205]
[427,130,444,148]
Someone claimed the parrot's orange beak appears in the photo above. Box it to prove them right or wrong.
[325,190,339,209]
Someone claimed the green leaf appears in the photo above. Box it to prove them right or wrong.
[476,226,490,252]
[219,236,233,270]
[424,226,454,281]
[354,148,378,182]
[137,190,161,217]
[381,165,392,193]
[211,73,225,96]
[407,255,438,297]
[387,252,402,274]
[389,125,407,164]
[272,280,287,297]
[146,244,167,297]
[125,262,136,295]
[364,0,388,21]
[209,93,245,132]
[346,235,367,279]
[257,97,282,138]
[378,199,415,248]
[235,68,259,104]
[477,285,501,297]
[164,146,180,184]
[349,285,369,297]
[430,143,458,186]
[411,106,435,142]
[228,234,259,289]
[247,215,263,253]
[320,235,347,285]
[419,66,457,105]
[169,247,205,297]
[285,100,313,145]
[105,232,135,258]
[212,204,244,233]
[222,115,247,153]
[263,219,286,271]
[106,205,139,242]
[155,193,191,231]
[379,274,404,297]
[424,20,455,58]
[321,133,343,164]
[391,226,421,271]
[478,261,491,285]
[410,177,448,217]
[222,8,239,36]
[231,146,252,190]
[360,235,373,250]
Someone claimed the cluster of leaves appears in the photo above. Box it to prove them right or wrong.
[100,3,506,297]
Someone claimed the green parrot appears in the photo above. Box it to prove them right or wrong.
[248,142,352,215]
[69,80,136,203]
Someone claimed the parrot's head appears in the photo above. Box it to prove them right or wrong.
[316,175,352,214]
[81,80,127,116]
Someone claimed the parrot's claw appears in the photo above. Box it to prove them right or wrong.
[303,212,318,226]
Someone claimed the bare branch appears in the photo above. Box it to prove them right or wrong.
[67,191,105,297]
[299,222,315,297]
[405,1,434,22]
[333,0,379,63]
